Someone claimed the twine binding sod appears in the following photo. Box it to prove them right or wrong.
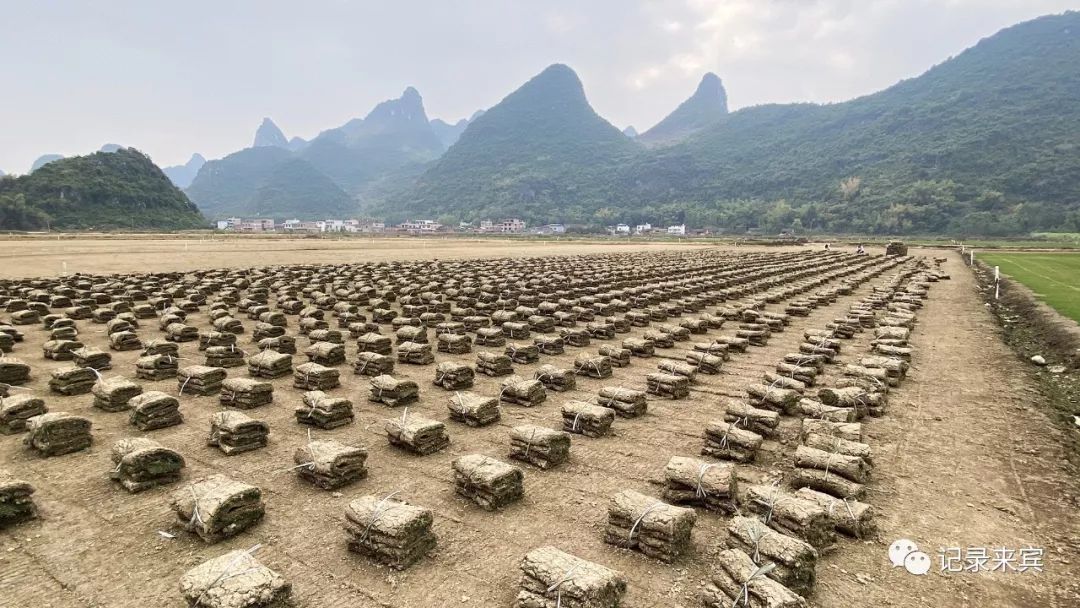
[359,491,403,541]
[730,562,776,608]
[522,427,538,459]
[545,563,580,608]
[195,543,264,605]
[695,463,718,499]
[627,501,664,544]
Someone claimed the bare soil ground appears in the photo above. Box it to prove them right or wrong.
[1,243,1077,607]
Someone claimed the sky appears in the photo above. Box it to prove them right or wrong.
[1,0,1076,174]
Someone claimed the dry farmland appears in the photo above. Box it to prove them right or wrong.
[0,238,1078,608]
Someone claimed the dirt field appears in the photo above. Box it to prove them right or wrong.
[0,236,708,278]
[1,241,1078,608]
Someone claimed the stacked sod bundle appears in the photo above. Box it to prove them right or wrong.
[293,362,340,390]
[179,549,292,608]
[791,443,871,499]
[204,346,245,368]
[43,339,83,360]
[505,343,539,364]
[726,516,817,596]
[305,341,346,366]
[209,411,269,455]
[702,549,807,608]
[723,401,780,437]
[452,454,524,510]
[108,331,142,351]
[437,332,471,354]
[646,372,689,399]
[623,337,654,357]
[686,351,723,374]
[171,475,265,542]
[574,354,612,379]
[662,456,738,513]
[343,494,437,569]
[49,366,98,395]
[369,375,418,407]
[533,335,564,355]
[296,391,354,429]
[595,387,648,418]
[220,378,273,409]
[534,364,576,392]
[90,377,142,412]
[136,354,179,380]
[73,346,111,370]
[384,414,449,455]
[247,351,293,379]
[509,425,570,470]
[178,366,227,396]
[476,351,514,376]
[129,391,183,430]
[702,421,762,463]
[604,490,696,562]
[293,439,368,489]
[561,401,615,438]
[516,546,626,608]
[0,394,47,434]
[744,485,835,548]
[109,437,186,493]
[24,412,92,456]
[446,391,501,427]
[598,345,631,367]
[793,487,875,538]
[353,352,394,377]
[433,361,474,390]
[0,472,37,528]
[500,375,547,407]
[657,360,698,382]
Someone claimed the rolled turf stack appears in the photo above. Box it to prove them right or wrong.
[343,494,437,569]
[509,425,570,470]
[686,351,723,374]
[24,412,92,456]
[446,391,500,427]
[260,335,297,355]
[645,372,689,399]
[533,335,564,356]
[109,437,186,493]
[357,332,392,355]
[143,340,178,357]
[598,345,631,367]
[247,350,293,379]
[384,414,449,455]
[293,362,340,390]
[475,327,506,346]
[219,378,274,409]
[199,330,235,351]
[594,386,647,418]
[476,351,514,376]
[452,454,524,511]
[561,401,615,438]
[397,343,434,367]
[353,352,394,377]
[49,366,98,396]
[179,549,292,608]
[726,516,817,596]
[204,346,246,368]
[295,391,353,429]
[744,485,835,549]
[0,471,37,528]
[178,366,227,396]
[574,354,612,379]
[135,354,179,380]
[604,489,695,562]
[702,421,763,463]
[369,375,419,407]
[209,411,269,455]
[108,331,143,352]
[505,343,539,364]
[433,361,474,390]
[701,549,807,608]
[793,487,876,538]
[293,439,368,490]
[43,339,83,361]
[171,475,265,543]
[305,341,346,366]
[0,394,47,434]
[534,364,576,392]
[516,546,626,608]
[73,346,112,370]
[437,333,472,354]
[500,375,547,407]
[129,391,183,430]
[92,377,143,412]
[662,456,738,513]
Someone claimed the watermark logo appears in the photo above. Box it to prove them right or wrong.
[890,539,1044,575]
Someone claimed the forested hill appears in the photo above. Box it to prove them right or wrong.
[0,149,205,231]
[395,12,1080,235]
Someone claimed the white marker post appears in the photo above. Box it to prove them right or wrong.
[995,265,1000,299]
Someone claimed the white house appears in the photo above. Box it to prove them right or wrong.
[634,223,652,235]
[615,224,631,235]
[667,224,686,236]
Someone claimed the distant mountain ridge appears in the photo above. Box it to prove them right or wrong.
[639,72,728,145]
[162,153,206,189]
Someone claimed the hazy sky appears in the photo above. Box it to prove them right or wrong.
[2,0,1075,174]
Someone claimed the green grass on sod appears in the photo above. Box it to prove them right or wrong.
[978,252,1080,323]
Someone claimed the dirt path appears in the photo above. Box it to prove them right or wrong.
[812,254,1080,607]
